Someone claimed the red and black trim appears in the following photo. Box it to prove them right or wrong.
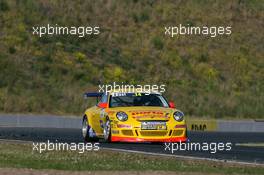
[111,136,187,143]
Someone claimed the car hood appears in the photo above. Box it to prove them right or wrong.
[107,106,174,121]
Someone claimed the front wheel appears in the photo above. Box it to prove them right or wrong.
[103,120,111,142]
[82,116,98,142]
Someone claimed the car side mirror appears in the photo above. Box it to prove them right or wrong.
[169,102,175,108]
[98,102,108,108]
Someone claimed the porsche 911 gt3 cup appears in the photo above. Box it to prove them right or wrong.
[82,90,187,142]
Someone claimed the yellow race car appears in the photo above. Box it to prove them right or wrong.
[82,90,187,142]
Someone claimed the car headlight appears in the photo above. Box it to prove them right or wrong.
[173,111,184,122]
[116,111,128,121]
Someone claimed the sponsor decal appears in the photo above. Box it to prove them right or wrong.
[186,120,217,131]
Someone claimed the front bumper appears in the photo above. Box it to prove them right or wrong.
[110,126,187,143]
[110,118,187,143]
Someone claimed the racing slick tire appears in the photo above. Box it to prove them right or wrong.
[82,116,98,142]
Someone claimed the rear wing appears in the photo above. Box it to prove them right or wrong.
[83,92,104,104]
[83,92,103,99]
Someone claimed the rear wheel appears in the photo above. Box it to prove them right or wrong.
[82,116,98,142]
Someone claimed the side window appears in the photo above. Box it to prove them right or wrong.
[98,93,108,104]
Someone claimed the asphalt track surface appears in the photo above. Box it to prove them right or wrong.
[0,127,264,164]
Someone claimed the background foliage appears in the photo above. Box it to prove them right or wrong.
[0,0,263,118]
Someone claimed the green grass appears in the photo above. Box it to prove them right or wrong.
[0,0,263,118]
[0,142,263,174]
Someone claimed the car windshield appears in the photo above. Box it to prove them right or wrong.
[109,93,169,107]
